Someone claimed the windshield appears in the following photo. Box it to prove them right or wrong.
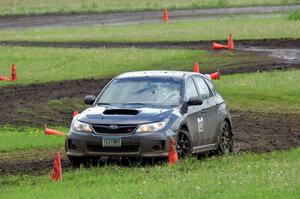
[97,77,183,106]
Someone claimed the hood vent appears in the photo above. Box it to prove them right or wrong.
[103,109,139,115]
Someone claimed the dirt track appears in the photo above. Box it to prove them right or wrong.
[0,79,111,126]
[0,109,299,175]
[1,38,300,50]
[0,5,299,29]
[0,77,300,176]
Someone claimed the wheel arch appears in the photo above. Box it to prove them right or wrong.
[224,117,232,136]
[177,123,193,157]
[179,123,189,132]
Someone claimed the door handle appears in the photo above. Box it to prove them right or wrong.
[201,109,206,114]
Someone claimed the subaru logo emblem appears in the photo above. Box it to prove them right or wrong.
[108,124,118,130]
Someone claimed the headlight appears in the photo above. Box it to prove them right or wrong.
[72,120,92,132]
[136,122,166,133]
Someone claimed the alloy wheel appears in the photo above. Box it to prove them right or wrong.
[177,129,191,158]
[220,122,233,154]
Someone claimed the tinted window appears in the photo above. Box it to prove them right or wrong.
[185,77,199,100]
[192,76,211,99]
[97,77,182,105]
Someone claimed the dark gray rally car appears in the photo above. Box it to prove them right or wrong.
[66,71,232,166]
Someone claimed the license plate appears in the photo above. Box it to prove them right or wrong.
[102,137,121,147]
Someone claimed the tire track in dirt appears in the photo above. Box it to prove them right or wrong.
[1,38,300,50]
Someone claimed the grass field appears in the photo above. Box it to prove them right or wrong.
[0,126,66,152]
[0,47,210,85]
[0,148,299,198]
[288,10,300,20]
[1,14,299,42]
[0,0,299,16]
[215,70,300,113]
[0,46,272,85]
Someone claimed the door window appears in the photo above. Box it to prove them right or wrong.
[185,77,199,100]
[204,78,216,96]
[192,76,211,99]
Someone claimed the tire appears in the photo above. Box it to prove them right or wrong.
[218,121,233,155]
[90,156,102,166]
[177,128,192,158]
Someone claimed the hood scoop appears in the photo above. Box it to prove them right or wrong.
[103,109,139,115]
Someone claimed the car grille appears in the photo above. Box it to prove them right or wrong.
[91,124,138,134]
[87,144,139,153]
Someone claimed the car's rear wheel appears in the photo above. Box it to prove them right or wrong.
[177,128,192,158]
[218,121,233,155]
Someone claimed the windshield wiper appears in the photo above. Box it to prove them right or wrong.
[97,102,112,105]
[123,103,146,106]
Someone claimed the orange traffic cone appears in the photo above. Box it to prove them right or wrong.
[210,71,220,80]
[10,64,16,81]
[168,137,178,164]
[212,42,228,50]
[73,111,78,117]
[194,62,200,73]
[163,8,168,22]
[44,124,65,136]
[227,33,234,50]
[0,75,9,81]
[51,151,62,181]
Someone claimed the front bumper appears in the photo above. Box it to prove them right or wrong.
[66,129,175,158]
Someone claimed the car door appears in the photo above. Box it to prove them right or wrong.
[192,75,219,145]
[204,78,224,143]
[184,77,202,147]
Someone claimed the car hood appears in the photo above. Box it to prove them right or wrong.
[77,105,179,125]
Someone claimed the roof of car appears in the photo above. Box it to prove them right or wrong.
[117,70,208,79]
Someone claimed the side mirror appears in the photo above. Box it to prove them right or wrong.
[84,95,96,105]
[187,96,203,106]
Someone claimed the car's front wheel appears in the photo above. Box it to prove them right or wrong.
[177,128,192,158]
[68,156,94,168]
[218,121,233,155]
[68,156,82,168]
